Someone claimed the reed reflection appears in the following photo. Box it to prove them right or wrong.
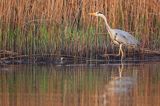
[0,63,160,106]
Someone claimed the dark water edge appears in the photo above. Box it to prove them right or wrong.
[1,48,160,65]
[1,54,160,66]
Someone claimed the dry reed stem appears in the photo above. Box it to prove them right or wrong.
[0,0,160,57]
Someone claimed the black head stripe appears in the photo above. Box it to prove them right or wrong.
[97,11,103,14]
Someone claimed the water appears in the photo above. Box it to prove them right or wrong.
[0,63,160,106]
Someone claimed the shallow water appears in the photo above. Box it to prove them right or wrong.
[0,63,160,106]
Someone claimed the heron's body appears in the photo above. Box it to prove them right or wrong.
[110,29,139,47]
[89,12,140,61]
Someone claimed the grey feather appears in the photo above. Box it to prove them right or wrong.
[111,29,140,47]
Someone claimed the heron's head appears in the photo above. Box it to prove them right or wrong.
[89,11,103,17]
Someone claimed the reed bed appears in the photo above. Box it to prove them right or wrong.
[0,0,160,60]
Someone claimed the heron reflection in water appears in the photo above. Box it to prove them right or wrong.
[101,64,137,106]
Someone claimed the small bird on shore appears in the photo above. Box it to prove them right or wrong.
[89,12,140,61]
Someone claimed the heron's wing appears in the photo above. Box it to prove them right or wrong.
[113,29,139,46]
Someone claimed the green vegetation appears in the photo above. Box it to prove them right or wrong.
[0,0,160,58]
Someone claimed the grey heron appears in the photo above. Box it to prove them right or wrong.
[89,12,140,61]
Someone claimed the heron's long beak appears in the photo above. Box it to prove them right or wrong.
[88,12,96,16]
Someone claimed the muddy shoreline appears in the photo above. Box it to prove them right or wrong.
[1,52,160,66]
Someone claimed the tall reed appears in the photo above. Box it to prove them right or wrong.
[0,0,160,57]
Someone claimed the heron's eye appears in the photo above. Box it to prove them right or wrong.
[97,12,102,14]
[115,33,118,35]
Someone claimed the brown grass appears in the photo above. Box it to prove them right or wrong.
[0,0,160,58]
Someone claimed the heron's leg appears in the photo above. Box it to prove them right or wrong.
[103,43,123,57]
[116,44,121,56]
[119,44,124,61]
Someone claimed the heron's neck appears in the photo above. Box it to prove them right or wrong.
[100,15,113,38]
